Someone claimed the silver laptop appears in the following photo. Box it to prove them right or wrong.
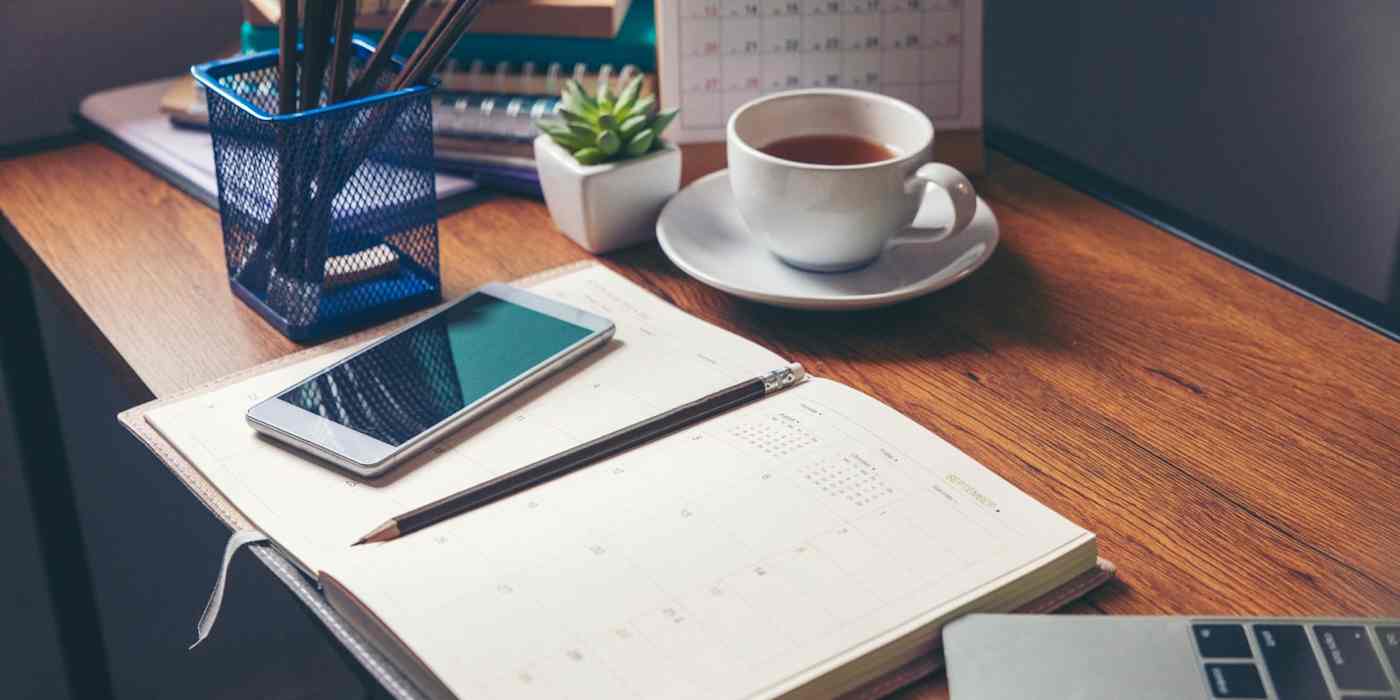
[944,615,1400,699]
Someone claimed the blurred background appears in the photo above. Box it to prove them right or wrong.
[2,2,241,145]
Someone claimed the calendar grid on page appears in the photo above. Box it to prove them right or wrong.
[660,0,984,143]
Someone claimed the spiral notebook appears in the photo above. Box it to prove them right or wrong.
[121,262,1112,699]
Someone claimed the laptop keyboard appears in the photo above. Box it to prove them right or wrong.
[1192,620,1400,699]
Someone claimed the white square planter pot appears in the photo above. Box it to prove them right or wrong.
[534,134,682,254]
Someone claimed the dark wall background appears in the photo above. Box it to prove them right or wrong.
[0,1,240,145]
[985,1,1400,318]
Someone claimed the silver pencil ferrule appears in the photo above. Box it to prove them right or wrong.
[761,363,806,394]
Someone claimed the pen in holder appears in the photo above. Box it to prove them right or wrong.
[193,39,441,342]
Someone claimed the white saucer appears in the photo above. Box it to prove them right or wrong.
[656,170,999,310]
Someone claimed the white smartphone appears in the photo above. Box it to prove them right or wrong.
[246,283,614,478]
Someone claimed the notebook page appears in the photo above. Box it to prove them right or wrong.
[145,264,786,574]
[322,378,1094,700]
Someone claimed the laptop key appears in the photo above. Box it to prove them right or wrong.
[1379,627,1400,676]
[1204,663,1267,698]
[1196,624,1253,658]
[1314,625,1389,691]
[1255,624,1330,700]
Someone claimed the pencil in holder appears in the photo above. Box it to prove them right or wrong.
[193,39,440,342]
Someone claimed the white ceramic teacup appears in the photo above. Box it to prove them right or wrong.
[727,89,977,272]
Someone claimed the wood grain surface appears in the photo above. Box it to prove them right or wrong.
[2,140,1397,700]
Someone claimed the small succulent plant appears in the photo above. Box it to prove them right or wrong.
[536,75,679,166]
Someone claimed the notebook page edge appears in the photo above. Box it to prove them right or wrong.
[752,378,1097,697]
[767,533,1098,699]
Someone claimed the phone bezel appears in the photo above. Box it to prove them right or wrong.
[245,282,615,478]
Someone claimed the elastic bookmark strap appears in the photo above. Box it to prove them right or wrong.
[190,529,271,650]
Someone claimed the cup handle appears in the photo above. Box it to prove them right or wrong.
[888,163,978,248]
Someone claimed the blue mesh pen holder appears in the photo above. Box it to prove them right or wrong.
[193,40,440,342]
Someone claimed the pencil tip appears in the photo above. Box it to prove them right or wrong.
[352,519,400,546]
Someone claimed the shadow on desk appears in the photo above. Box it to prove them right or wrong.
[612,242,1064,364]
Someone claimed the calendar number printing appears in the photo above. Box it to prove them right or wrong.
[657,0,984,142]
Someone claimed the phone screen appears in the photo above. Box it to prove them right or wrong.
[273,291,594,446]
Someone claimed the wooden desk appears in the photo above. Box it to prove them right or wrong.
[3,141,1397,699]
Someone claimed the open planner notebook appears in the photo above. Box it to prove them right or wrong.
[129,262,1108,699]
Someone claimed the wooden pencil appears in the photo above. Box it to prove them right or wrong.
[243,0,302,296]
[391,0,484,91]
[295,0,491,284]
[328,0,357,103]
[353,364,806,545]
[298,0,334,111]
[392,0,468,90]
[277,0,299,114]
[346,0,426,99]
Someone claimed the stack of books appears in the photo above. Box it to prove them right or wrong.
[159,0,658,194]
